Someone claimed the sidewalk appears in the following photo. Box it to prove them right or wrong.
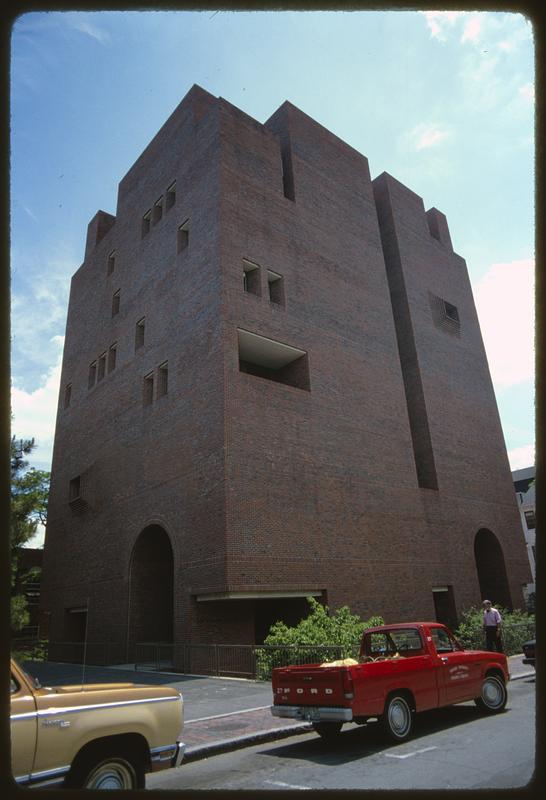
[181,653,534,762]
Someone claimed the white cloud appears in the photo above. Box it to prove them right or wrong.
[408,123,450,152]
[519,83,535,102]
[461,15,483,44]
[11,338,64,472]
[62,13,111,45]
[508,443,535,471]
[422,11,464,41]
[473,258,534,388]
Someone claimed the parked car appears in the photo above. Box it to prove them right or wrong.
[271,622,509,742]
[522,639,535,668]
[10,657,185,789]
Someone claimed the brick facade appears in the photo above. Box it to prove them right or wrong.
[40,85,531,658]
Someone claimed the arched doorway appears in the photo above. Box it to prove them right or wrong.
[474,529,512,609]
[128,525,174,657]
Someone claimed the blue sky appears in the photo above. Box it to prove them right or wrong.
[11,10,535,507]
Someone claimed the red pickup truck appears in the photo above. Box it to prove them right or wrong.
[271,622,509,742]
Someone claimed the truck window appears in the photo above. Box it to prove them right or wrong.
[431,628,455,652]
[363,628,424,657]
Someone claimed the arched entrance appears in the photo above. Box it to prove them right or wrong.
[474,528,512,609]
[127,525,174,657]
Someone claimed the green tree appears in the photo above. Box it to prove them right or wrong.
[255,597,383,680]
[10,435,50,631]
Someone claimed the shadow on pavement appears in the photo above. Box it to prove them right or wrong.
[257,703,507,766]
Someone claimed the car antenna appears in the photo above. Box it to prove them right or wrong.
[81,597,90,690]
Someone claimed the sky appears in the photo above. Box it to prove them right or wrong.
[10,10,535,545]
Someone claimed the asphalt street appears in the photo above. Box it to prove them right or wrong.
[147,676,536,791]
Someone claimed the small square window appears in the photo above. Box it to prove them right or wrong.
[108,344,117,373]
[112,290,120,317]
[135,318,146,350]
[177,219,189,253]
[143,372,154,406]
[267,270,284,305]
[166,181,176,210]
[443,300,459,323]
[97,352,107,382]
[142,210,151,238]
[64,383,72,409]
[243,259,261,296]
[88,361,97,389]
[157,361,168,398]
[107,250,116,276]
[152,197,163,225]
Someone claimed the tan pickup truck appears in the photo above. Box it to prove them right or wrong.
[10,657,185,789]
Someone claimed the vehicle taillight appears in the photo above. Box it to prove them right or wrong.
[342,668,354,700]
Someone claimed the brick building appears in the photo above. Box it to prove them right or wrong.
[40,85,531,660]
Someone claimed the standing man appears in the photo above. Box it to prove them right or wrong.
[482,600,503,652]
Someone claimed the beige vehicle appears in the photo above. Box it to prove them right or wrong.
[10,657,185,789]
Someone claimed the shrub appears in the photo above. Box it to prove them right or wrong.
[454,606,535,656]
[11,639,49,662]
[255,597,383,680]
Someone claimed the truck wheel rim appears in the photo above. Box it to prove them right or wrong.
[482,678,504,709]
[389,698,410,736]
[85,761,135,789]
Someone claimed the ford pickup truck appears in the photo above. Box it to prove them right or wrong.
[271,622,509,742]
[10,657,185,789]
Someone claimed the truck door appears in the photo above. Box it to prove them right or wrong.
[431,628,477,704]
[10,667,37,784]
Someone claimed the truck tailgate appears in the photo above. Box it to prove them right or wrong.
[273,664,350,707]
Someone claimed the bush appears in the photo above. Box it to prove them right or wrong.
[255,597,383,680]
[11,639,49,662]
[454,606,535,656]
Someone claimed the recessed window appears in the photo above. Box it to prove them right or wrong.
[177,219,189,253]
[267,270,284,305]
[135,317,146,350]
[112,290,120,317]
[524,510,536,530]
[88,361,97,389]
[142,209,151,238]
[108,343,117,373]
[64,383,72,409]
[97,352,107,382]
[143,372,154,406]
[237,329,310,391]
[107,250,116,276]
[69,476,81,502]
[152,196,163,225]
[443,300,460,324]
[243,259,261,296]
[157,361,168,398]
[166,181,176,210]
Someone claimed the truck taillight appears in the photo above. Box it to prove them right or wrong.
[342,668,354,700]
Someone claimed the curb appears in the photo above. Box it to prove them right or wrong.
[510,670,535,681]
[184,723,312,762]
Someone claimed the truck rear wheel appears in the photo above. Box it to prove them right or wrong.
[381,693,413,742]
[312,721,343,739]
[474,675,507,713]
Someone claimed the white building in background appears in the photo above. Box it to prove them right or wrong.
[512,466,536,605]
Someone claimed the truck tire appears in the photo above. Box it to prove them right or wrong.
[474,675,507,714]
[66,749,145,790]
[312,721,343,739]
[381,693,414,742]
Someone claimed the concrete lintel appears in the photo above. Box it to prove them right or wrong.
[195,590,322,602]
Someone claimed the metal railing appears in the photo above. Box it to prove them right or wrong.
[13,620,535,678]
